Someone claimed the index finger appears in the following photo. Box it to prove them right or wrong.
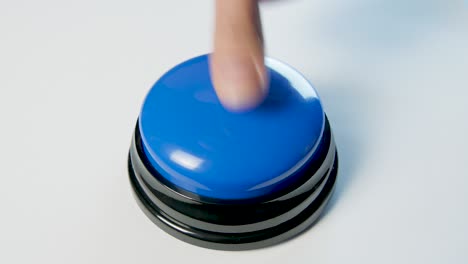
[210,0,267,112]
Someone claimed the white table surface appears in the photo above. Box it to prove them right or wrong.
[1,1,467,263]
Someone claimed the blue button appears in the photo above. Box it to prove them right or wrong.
[139,55,325,200]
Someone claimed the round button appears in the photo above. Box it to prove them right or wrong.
[139,54,325,200]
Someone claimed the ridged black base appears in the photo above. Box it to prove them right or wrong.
[128,117,338,250]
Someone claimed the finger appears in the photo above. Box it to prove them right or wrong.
[210,0,267,112]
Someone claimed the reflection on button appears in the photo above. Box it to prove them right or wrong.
[169,149,204,171]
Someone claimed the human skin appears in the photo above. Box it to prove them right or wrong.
[210,0,267,112]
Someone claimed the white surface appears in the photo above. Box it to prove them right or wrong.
[0,0,467,263]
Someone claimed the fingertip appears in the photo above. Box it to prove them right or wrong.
[210,54,268,112]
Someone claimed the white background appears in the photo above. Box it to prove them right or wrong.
[1,0,467,263]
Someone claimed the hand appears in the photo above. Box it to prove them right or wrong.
[210,0,267,112]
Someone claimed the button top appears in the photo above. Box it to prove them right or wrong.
[139,55,324,200]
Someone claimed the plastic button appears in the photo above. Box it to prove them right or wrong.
[128,54,338,250]
[138,55,325,200]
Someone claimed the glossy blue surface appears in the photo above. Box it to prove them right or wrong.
[139,55,325,200]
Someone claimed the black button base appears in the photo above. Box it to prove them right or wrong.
[128,117,339,250]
